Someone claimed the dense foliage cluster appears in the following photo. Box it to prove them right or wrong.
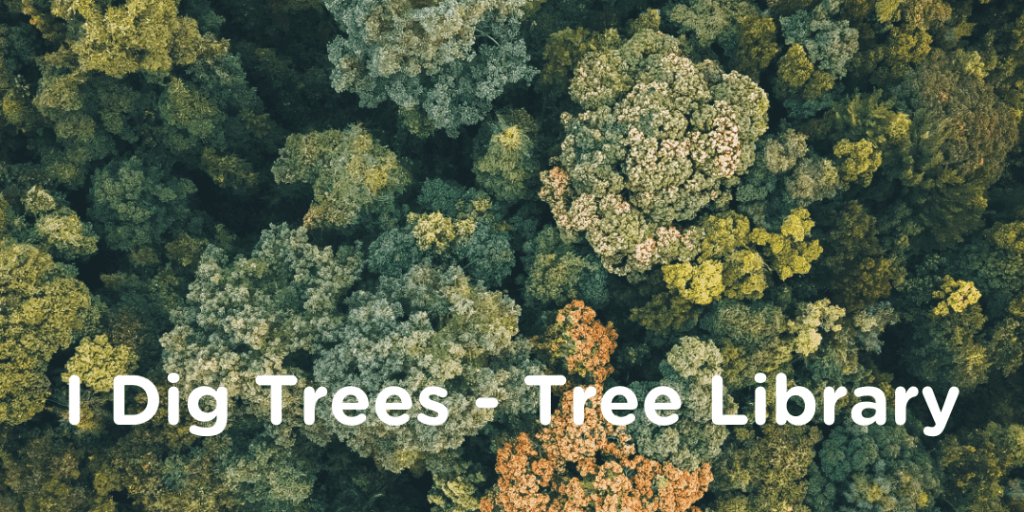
[1,0,1024,510]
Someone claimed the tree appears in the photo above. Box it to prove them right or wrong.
[815,201,903,310]
[774,44,834,101]
[709,422,821,512]
[88,156,198,252]
[324,0,537,136]
[538,27,621,96]
[804,301,898,385]
[807,420,942,512]
[4,186,100,259]
[701,296,844,387]
[734,15,780,79]
[531,300,619,386]
[63,334,139,393]
[899,49,1020,245]
[940,422,1024,512]
[60,0,210,78]
[91,418,326,511]
[481,301,714,512]
[750,208,823,282]
[899,271,992,389]
[736,129,845,229]
[314,262,538,473]
[368,179,517,287]
[0,429,111,512]
[161,223,363,432]
[779,0,859,82]
[541,28,769,276]
[0,240,92,425]
[638,212,767,328]
[628,336,733,472]
[812,91,913,184]
[271,125,411,230]
[482,391,714,512]
[471,108,541,202]
[666,0,757,54]
[523,226,609,309]
[627,205,830,336]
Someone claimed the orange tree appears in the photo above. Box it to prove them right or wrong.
[481,300,714,512]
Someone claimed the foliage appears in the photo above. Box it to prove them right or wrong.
[628,336,733,471]
[898,49,1020,245]
[666,0,757,52]
[815,201,903,310]
[523,227,610,308]
[940,422,1024,512]
[532,300,618,385]
[482,389,714,512]
[88,156,197,252]
[807,420,942,512]
[323,0,538,136]
[471,108,541,201]
[271,125,411,230]
[161,223,363,426]
[64,334,139,393]
[5,186,100,259]
[61,0,209,78]
[734,15,780,78]
[369,179,517,287]
[314,262,538,473]
[542,28,769,276]
[1,0,1023,509]
[0,429,111,511]
[481,303,714,512]
[750,207,823,281]
[0,241,91,425]
[779,0,859,81]
[538,27,621,95]
[711,423,822,512]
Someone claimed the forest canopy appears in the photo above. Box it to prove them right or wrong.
[1,0,1024,511]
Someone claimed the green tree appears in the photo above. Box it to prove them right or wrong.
[750,208,823,282]
[701,296,844,387]
[368,179,517,287]
[324,0,538,136]
[779,0,859,81]
[815,201,903,310]
[712,422,822,512]
[628,336,733,471]
[900,49,1020,245]
[161,223,363,430]
[471,108,541,202]
[271,125,411,230]
[900,271,992,388]
[0,429,111,512]
[314,262,538,473]
[61,0,209,78]
[541,28,769,276]
[63,334,139,393]
[88,156,198,252]
[4,186,100,259]
[538,27,621,95]
[807,420,942,512]
[736,129,844,228]
[734,15,780,78]
[941,422,1024,512]
[0,240,91,425]
[667,0,757,53]
[523,226,609,309]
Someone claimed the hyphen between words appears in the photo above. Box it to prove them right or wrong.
[66,373,960,438]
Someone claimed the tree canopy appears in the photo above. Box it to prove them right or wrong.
[1,0,1023,510]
